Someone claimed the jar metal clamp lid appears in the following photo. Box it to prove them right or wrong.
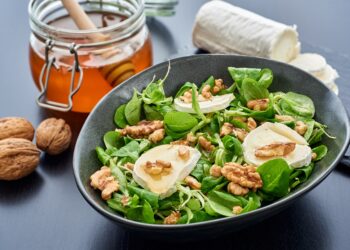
[38,40,83,112]
[29,0,146,111]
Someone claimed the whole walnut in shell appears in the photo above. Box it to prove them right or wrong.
[0,117,35,141]
[0,138,40,180]
[36,118,72,155]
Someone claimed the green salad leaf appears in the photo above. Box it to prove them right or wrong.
[114,104,128,128]
[222,135,243,156]
[128,185,159,209]
[191,159,211,182]
[143,104,163,120]
[164,111,198,132]
[241,78,269,101]
[206,190,243,217]
[279,92,315,118]
[103,131,122,149]
[289,163,314,188]
[111,140,140,162]
[312,145,328,161]
[96,146,111,165]
[201,176,225,193]
[125,89,142,125]
[257,158,293,197]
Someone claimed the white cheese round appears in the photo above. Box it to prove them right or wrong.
[133,144,201,199]
[174,94,234,114]
[315,64,339,87]
[289,53,327,75]
[328,82,339,95]
[242,122,312,168]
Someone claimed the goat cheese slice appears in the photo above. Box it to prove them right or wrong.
[133,144,201,199]
[289,53,327,76]
[329,82,339,95]
[316,64,339,87]
[242,122,312,168]
[174,94,234,114]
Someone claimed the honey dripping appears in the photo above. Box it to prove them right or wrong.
[29,11,152,113]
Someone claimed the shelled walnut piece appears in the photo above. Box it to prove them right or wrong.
[222,162,263,196]
[184,176,201,190]
[247,98,269,111]
[164,211,181,224]
[124,162,134,171]
[210,164,222,177]
[0,117,35,141]
[142,160,172,176]
[294,121,308,135]
[90,166,119,200]
[201,85,212,99]
[119,120,164,140]
[220,123,247,142]
[36,118,72,155]
[247,117,257,131]
[198,136,215,151]
[179,79,227,103]
[179,90,194,103]
[148,128,165,143]
[178,146,190,160]
[212,79,226,94]
[255,142,296,158]
[275,114,295,122]
[0,138,40,180]
[232,205,243,215]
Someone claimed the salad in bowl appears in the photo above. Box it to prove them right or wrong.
[88,65,332,225]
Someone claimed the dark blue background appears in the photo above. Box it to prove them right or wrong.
[1,1,349,249]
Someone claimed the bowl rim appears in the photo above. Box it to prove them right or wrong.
[73,54,350,230]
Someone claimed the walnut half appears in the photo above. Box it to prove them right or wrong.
[142,160,172,176]
[164,211,181,224]
[90,166,119,200]
[255,142,296,158]
[198,136,215,152]
[220,123,247,142]
[120,120,163,139]
[184,176,201,190]
[247,98,269,111]
[222,162,263,196]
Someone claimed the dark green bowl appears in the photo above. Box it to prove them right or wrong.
[73,55,350,238]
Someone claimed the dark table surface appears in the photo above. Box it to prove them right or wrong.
[1,1,350,249]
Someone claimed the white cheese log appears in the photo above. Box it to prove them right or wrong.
[192,1,300,62]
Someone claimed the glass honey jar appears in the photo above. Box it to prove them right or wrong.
[28,0,153,113]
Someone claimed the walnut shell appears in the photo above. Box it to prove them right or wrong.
[0,138,40,180]
[36,118,72,155]
[0,117,35,141]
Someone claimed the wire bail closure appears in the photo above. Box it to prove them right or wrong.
[37,39,83,112]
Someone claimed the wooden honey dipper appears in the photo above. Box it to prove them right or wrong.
[61,0,135,87]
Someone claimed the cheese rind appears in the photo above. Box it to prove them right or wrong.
[174,94,234,114]
[133,144,201,199]
[243,122,312,168]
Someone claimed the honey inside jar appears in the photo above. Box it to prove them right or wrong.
[29,1,152,113]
